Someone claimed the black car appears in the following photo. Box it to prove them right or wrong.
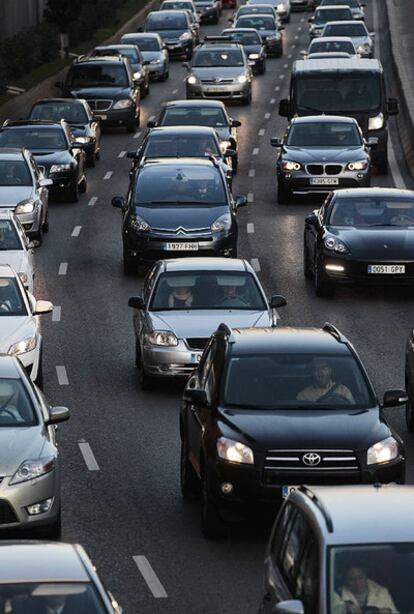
[111,157,247,274]
[28,98,101,167]
[144,10,195,59]
[55,55,141,133]
[221,28,266,74]
[194,0,221,24]
[233,15,283,57]
[272,115,374,203]
[304,187,414,296]
[91,44,150,97]
[180,323,406,537]
[0,120,87,203]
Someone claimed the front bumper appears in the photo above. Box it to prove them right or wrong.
[263,37,282,55]
[164,39,193,56]
[321,256,414,286]
[142,341,204,377]
[197,8,218,22]
[47,172,77,195]
[278,167,371,196]
[186,80,251,100]
[93,106,136,126]
[249,56,266,72]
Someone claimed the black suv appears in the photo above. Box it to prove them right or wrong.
[112,157,247,274]
[180,323,406,537]
[55,56,141,133]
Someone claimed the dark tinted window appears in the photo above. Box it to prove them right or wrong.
[0,278,27,315]
[121,35,161,51]
[0,583,107,612]
[223,30,262,45]
[146,12,187,29]
[309,40,356,54]
[30,101,88,124]
[236,15,276,29]
[0,128,67,151]
[192,48,244,67]
[162,106,228,127]
[238,6,275,15]
[0,220,21,250]
[295,75,381,112]
[161,1,194,9]
[314,8,352,23]
[323,23,367,37]
[0,160,32,187]
[321,0,359,6]
[287,122,361,146]
[0,378,37,426]
[330,196,414,227]
[67,64,128,87]
[144,134,220,158]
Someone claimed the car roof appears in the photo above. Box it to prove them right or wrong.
[310,36,355,43]
[0,210,14,221]
[161,257,250,272]
[198,42,243,50]
[0,542,90,583]
[2,120,63,129]
[222,27,262,33]
[95,44,138,51]
[141,156,217,168]
[293,57,382,74]
[0,148,26,159]
[0,355,24,380]
[164,99,227,109]
[149,125,217,136]
[122,32,161,38]
[294,485,414,544]
[333,187,414,198]
[291,114,357,124]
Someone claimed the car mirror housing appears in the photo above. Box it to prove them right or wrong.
[305,212,318,225]
[381,389,408,408]
[387,97,399,116]
[127,151,138,159]
[39,178,53,187]
[185,388,208,406]
[279,98,290,117]
[235,195,248,208]
[112,196,125,209]
[128,295,145,309]
[147,119,157,128]
[273,601,304,614]
[47,406,70,425]
[231,119,241,128]
[270,137,283,147]
[269,294,287,309]
[34,300,53,315]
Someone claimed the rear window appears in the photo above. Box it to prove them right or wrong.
[146,12,187,29]
[121,35,161,51]
[161,106,228,127]
[192,48,244,67]
[309,39,355,54]
[236,15,276,29]
[323,23,367,37]
[0,128,67,151]
[30,101,88,124]
[315,8,352,23]
[223,30,262,45]
[144,134,220,157]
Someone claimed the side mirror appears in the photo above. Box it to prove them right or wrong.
[185,388,208,406]
[147,119,157,128]
[308,17,313,22]
[269,294,287,309]
[235,195,248,208]
[34,300,53,315]
[127,151,138,159]
[305,212,318,225]
[367,136,379,148]
[370,32,376,37]
[47,406,70,425]
[300,50,307,56]
[225,148,236,157]
[92,114,102,123]
[231,119,241,128]
[387,97,399,116]
[273,601,304,614]
[182,61,190,69]
[279,98,290,117]
[270,137,283,147]
[278,25,285,30]
[128,295,145,309]
[381,389,408,408]
[112,196,125,209]
[39,178,53,187]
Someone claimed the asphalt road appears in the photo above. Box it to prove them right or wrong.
[30,0,414,612]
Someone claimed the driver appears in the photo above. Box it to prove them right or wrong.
[333,566,398,614]
[297,357,354,403]
[0,382,23,423]
[218,283,248,307]
[168,285,193,308]
[389,206,414,226]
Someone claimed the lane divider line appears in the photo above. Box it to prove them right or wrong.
[118,151,127,158]
[172,88,179,94]
[251,257,261,271]
[247,192,254,202]
[252,147,259,155]
[88,196,98,207]
[133,131,142,139]
[279,74,285,79]
[71,225,82,237]
[104,171,113,180]
[249,168,255,177]
[58,262,68,276]
[264,112,271,119]
[292,44,296,49]
[258,128,265,136]
[52,306,61,322]
[78,441,100,471]
[294,34,299,40]
[284,64,288,69]
[247,222,255,233]
[270,98,276,104]
[274,85,280,91]
[56,366,69,386]
[133,556,168,599]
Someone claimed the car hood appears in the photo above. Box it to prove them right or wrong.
[67,86,130,99]
[0,251,27,275]
[149,309,271,336]
[329,226,414,259]
[0,187,33,206]
[0,427,45,475]
[0,316,36,351]
[137,204,228,229]
[218,407,387,451]
[192,67,244,79]
[282,145,366,163]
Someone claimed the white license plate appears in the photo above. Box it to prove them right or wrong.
[282,485,299,499]
[95,114,107,120]
[368,264,406,274]
[206,87,225,93]
[310,177,339,185]
[165,242,199,251]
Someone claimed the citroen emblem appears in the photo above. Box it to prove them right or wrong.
[302,452,321,466]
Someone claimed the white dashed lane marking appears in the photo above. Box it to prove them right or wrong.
[247,223,255,233]
[118,151,127,158]
[88,196,98,207]
[172,88,179,94]
[78,442,100,471]
[71,225,82,237]
[52,306,61,322]
[264,112,271,119]
[56,366,69,386]
[104,171,113,180]
[133,556,168,599]
[133,131,142,139]
[252,147,259,155]
[251,258,261,272]
[58,262,68,276]
[249,168,255,177]
[270,98,276,104]
[247,192,254,202]
[274,85,280,91]
[258,128,265,136]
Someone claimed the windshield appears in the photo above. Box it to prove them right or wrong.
[287,122,361,146]
[0,378,37,427]
[0,220,21,249]
[295,75,381,112]
[0,128,67,151]
[161,1,193,8]
[309,39,355,54]
[121,35,161,51]
[223,353,373,409]
[30,101,88,124]
[94,46,139,63]
[146,13,187,29]
[223,30,262,45]
[161,107,228,127]
[0,278,27,315]
[144,134,220,157]
[329,196,414,227]
[151,271,266,310]
[328,544,414,614]
[0,160,32,187]
[134,165,225,204]
[237,16,276,29]
[192,49,244,67]
[67,64,128,87]
[314,8,351,23]
[0,583,106,612]
[323,23,367,37]
[239,6,274,14]
[321,0,359,6]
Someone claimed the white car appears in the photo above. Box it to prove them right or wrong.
[0,211,34,293]
[321,20,375,57]
[0,265,53,387]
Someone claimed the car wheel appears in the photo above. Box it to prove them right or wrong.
[276,44,283,58]
[303,244,313,280]
[277,182,293,204]
[212,12,219,23]
[231,154,238,174]
[126,116,137,134]
[201,466,226,539]
[242,91,252,105]
[123,253,136,276]
[180,435,200,498]
[185,49,193,60]
[145,80,150,96]
[259,61,266,74]
[406,377,414,431]
[87,152,96,168]
[33,224,43,246]
[135,340,141,367]
[96,149,101,161]
[314,260,334,297]
[38,508,61,540]
[66,180,79,203]
[161,68,169,81]
[34,354,44,389]
[42,211,49,234]
[136,111,141,128]
[79,174,87,193]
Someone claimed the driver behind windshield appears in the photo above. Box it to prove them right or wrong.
[333,565,398,614]
[297,357,354,403]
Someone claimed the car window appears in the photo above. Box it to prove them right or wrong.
[0,582,107,613]
[222,30,262,45]
[192,49,245,67]
[329,196,414,227]
[295,75,381,113]
[162,107,228,127]
[200,339,216,387]
[0,378,38,426]
[144,135,220,158]
[295,533,319,614]
[239,6,274,15]
[321,0,359,6]
[323,23,367,37]
[101,47,140,63]
[146,12,188,29]
[0,160,32,187]
[315,8,352,23]
[67,64,128,88]
[30,102,88,124]
[0,128,67,151]
[280,509,310,592]
[0,278,27,316]
[309,40,356,54]
[0,220,22,250]
[287,122,361,147]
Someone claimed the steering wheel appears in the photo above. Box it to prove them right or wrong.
[0,409,16,420]
[0,303,11,312]
[391,214,414,225]
[320,391,352,404]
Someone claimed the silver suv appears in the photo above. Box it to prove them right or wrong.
[259,484,414,614]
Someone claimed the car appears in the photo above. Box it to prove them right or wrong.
[0,148,51,242]
[144,10,195,59]
[290,0,317,10]
[247,0,291,23]
[91,44,150,97]
[259,484,414,614]
[271,115,373,203]
[0,355,69,537]
[221,28,267,74]
[320,20,375,57]
[55,55,141,133]
[160,0,198,20]
[232,4,280,22]
[180,323,405,537]
[193,0,221,24]
[128,258,286,387]
[0,211,34,293]
[120,32,169,81]
[233,15,283,57]
[308,6,354,39]
[0,121,86,204]
[0,265,53,385]
[302,35,358,57]
[0,541,122,612]
[319,0,365,20]
[111,157,247,274]
[303,187,414,296]
[28,97,101,167]
[184,37,253,104]
[147,100,242,172]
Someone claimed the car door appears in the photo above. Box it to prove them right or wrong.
[305,199,329,269]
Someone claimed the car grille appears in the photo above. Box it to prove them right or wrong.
[87,99,113,112]
[186,338,208,350]
[306,164,343,175]
[201,78,234,84]
[0,499,18,525]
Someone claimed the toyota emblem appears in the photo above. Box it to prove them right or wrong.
[302,452,321,466]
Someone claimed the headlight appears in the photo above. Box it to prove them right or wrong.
[130,216,150,233]
[10,456,55,485]
[357,43,370,54]
[146,330,178,346]
[150,59,161,64]
[134,71,142,80]
[180,31,192,40]
[187,75,198,85]
[113,99,133,109]
[211,213,231,232]
[217,437,254,465]
[74,136,93,144]
[15,199,36,214]
[18,272,28,285]
[277,2,286,10]
[219,140,231,153]
[49,164,71,174]
[324,236,349,254]
[249,53,260,60]
[368,113,384,130]
[347,160,369,171]
[367,437,399,465]
[8,335,37,356]
[266,35,277,41]
[237,74,248,84]
[280,160,301,171]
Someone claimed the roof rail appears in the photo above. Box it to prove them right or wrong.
[298,486,334,533]
[217,322,235,343]
[322,322,347,343]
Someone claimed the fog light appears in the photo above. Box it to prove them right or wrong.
[23,224,31,230]
[325,264,344,272]
[26,497,53,516]
[221,482,233,494]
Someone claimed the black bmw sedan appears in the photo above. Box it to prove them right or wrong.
[304,187,414,296]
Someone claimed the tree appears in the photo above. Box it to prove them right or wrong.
[44,0,83,57]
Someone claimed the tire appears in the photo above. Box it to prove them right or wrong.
[34,224,43,246]
[38,508,61,540]
[275,44,283,58]
[229,247,238,258]
[242,91,252,105]
[314,260,334,297]
[145,80,150,97]
[259,61,266,75]
[212,12,219,23]
[79,174,87,194]
[180,435,200,498]
[96,149,101,161]
[42,211,49,234]
[277,182,293,204]
[123,257,136,276]
[405,377,414,431]
[201,467,226,539]
[34,354,44,390]
[139,359,153,391]
[66,180,79,203]
[126,116,137,134]
[161,68,169,81]
[303,244,313,280]
[231,154,238,175]
[135,339,141,368]
[87,153,96,168]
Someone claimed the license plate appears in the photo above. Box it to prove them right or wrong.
[95,114,107,120]
[282,485,299,499]
[165,242,198,251]
[206,87,226,93]
[310,177,339,185]
[191,353,202,363]
[368,264,406,274]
